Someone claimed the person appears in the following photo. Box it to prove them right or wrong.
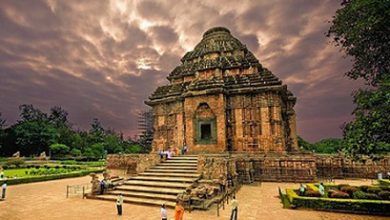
[0,167,4,179]
[299,183,306,196]
[2,181,7,200]
[167,148,172,160]
[100,179,105,195]
[183,145,188,155]
[318,182,325,196]
[230,196,238,220]
[218,175,226,194]
[174,201,184,220]
[116,193,123,215]
[161,203,167,220]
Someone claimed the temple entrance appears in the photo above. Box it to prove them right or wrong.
[194,103,217,144]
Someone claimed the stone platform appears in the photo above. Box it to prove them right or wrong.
[88,155,200,207]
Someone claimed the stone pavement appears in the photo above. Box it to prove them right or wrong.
[0,176,388,220]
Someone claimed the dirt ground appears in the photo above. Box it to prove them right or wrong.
[0,176,389,220]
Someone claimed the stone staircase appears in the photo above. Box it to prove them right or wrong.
[90,155,200,208]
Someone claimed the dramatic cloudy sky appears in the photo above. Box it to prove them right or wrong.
[0,0,362,142]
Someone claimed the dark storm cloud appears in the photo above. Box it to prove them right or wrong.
[0,0,355,142]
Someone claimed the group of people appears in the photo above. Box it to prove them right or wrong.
[299,182,325,196]
[115,195,186,220]
[115,195,239,220]
[159,145,189,160]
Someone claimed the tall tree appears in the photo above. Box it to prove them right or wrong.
[49,106,70,127]
[19,104,48,122]
[328,0,390,158]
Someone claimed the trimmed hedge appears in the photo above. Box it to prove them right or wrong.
[0,168,105,186]
[379,179,390,186]
[286,188,390,216]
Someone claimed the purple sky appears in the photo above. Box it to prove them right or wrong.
[0,0,362,142]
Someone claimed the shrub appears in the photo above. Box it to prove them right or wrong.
[367,187,381,194]
[329,191,350,199]
[305,190,322,197]
[353,191,381,200]
[379,191,390,200]
[5,158,25,167]
[338,184,350,190]
[34,165,40,169]
[340,186,358,196]
[360,185,370,192]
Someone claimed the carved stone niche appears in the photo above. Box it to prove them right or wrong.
[193,103,217,145]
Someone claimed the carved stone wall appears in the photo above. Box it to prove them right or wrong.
[198,153,316,183]
[106,154,159,177]
[316,155,390,179]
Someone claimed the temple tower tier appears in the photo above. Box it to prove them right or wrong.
[146,27,298,154]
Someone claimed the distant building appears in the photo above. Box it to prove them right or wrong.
[146,27,298,154]
[137,110,154,151]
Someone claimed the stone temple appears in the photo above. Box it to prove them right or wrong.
[101,27,389,208]
[146,27,298,154]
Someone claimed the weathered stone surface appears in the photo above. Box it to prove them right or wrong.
[146,27,298,154]
[106,154,159,177]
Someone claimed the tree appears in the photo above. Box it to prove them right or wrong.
[328,0,390,158]
[18,104,48,122]
[0,113,6,152]
[89,118,105,143]
[14,121,57,156]
[84,143,104,159]
[49,106,70,127]
[49,143,70,157]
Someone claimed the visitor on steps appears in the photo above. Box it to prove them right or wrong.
[230,196,238,220]
[167,148,172,159]
[1,181,7,200]
[116,193,123,216]
[174,201,184,220]
[161,203,167,220]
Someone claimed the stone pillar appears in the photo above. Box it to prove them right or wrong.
[288,110,299,151]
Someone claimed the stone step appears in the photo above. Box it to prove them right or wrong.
[152,166,196,170]
[158,163,198,167]
[107,190,178,201]
[147,169,198,173]
[123,180,191,189]
[115,185,184,195]
[129,176,198,183]
[162,160,198,164]
[170,156,197,160]
[89,194,176,208]
[139,172,201,178]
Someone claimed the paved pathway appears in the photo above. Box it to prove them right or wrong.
[0,177,388,220]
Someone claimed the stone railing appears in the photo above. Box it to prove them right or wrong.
[106,153,160,178]
[198,153,317,183]
[315,155,390,179]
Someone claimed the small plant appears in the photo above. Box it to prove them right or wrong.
[367,187,381,194]
[340,186,358,196]
[5,158,25,168]
[305,190,321,197]
[329,191,349,198]
[353,191,380,200]
[359,185,370,192]
[378,191,390,200]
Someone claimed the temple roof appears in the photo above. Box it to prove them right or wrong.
[147,27,295,105]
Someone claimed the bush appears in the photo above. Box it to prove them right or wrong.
[360,185,370,192]
[286,188,390,215]
[338,184,350,190]
[305,190,322,197]
[0,168,105,185]
[5,158,25,167]
[329,191,350,199]
[367,187,382,194]
[340,186,358,196]
[353,191,381,200]
[378,191,390,200]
